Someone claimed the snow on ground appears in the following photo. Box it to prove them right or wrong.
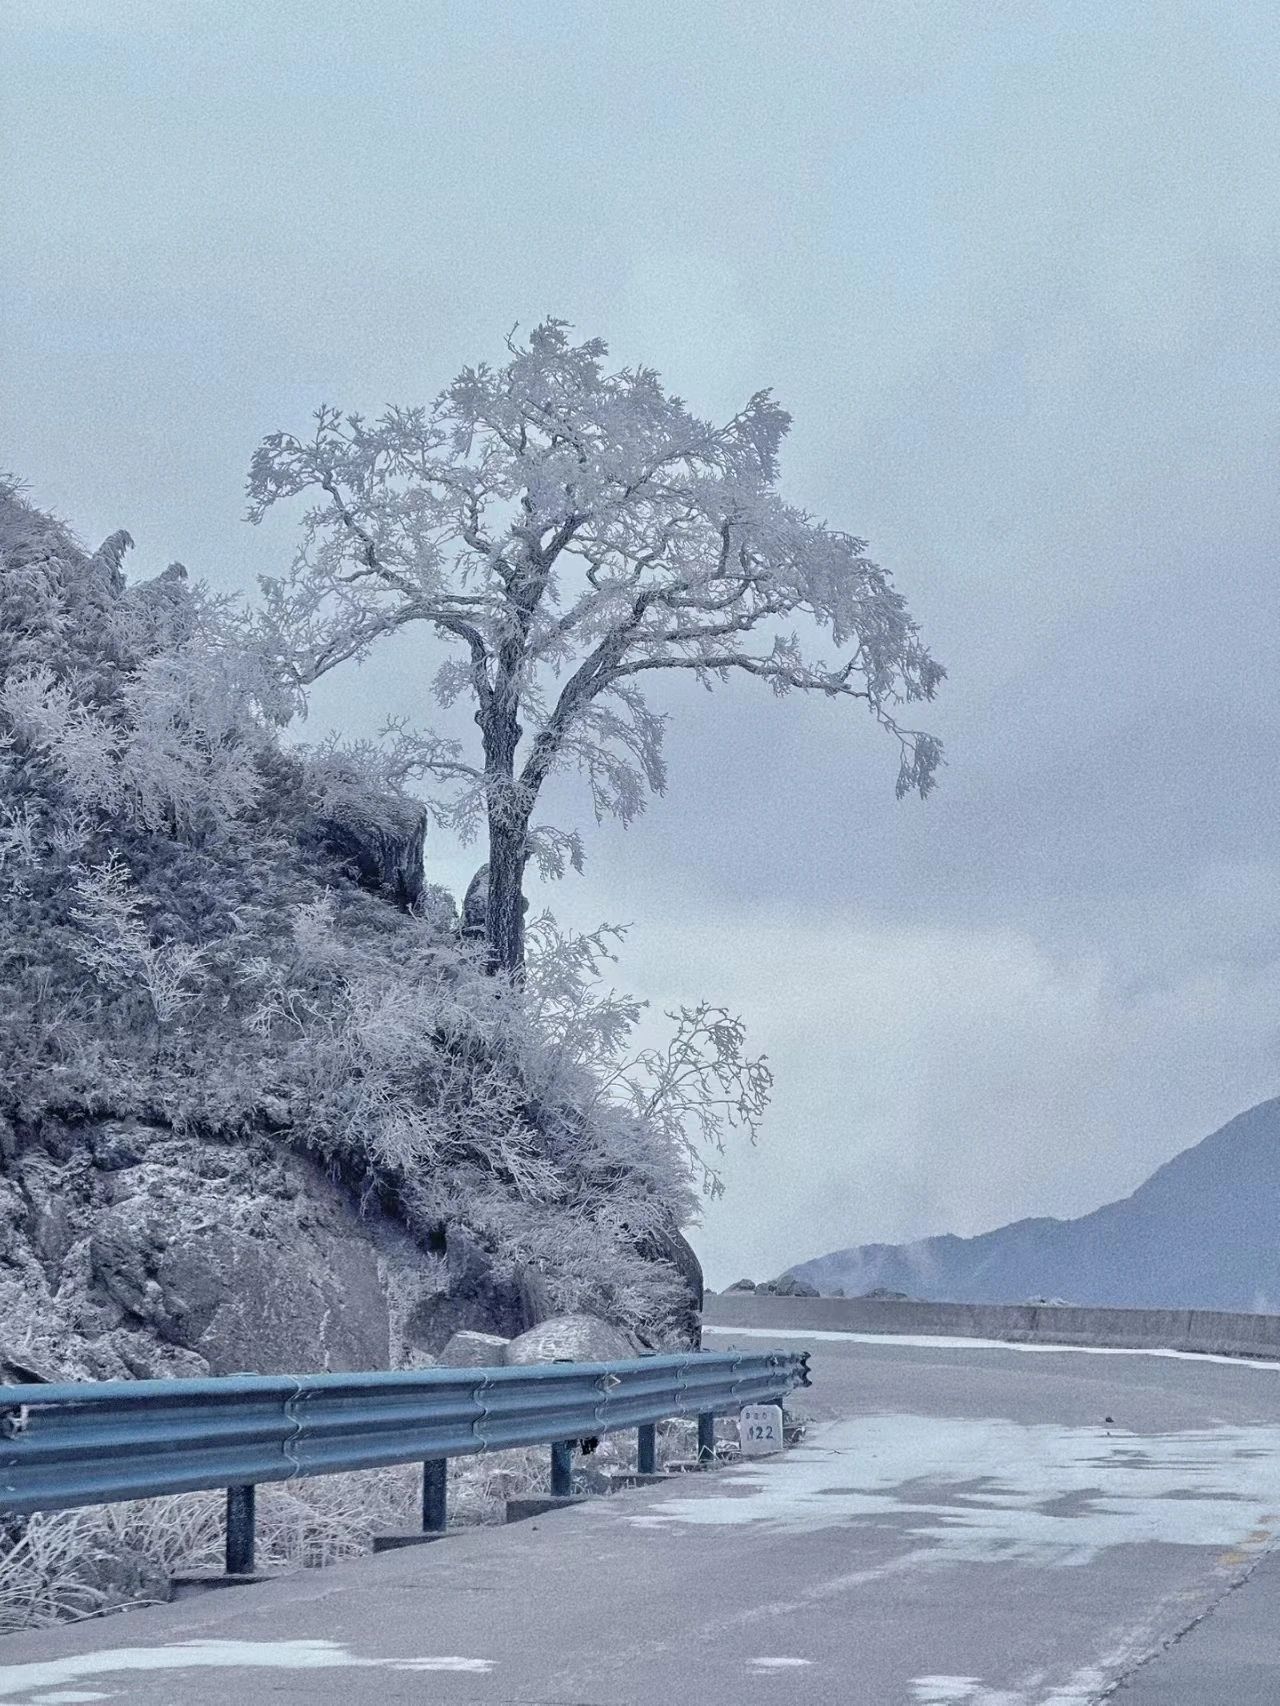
[706,1323,1280,1372]
[620,1412,1280,1566]
[0,1642,495,1701]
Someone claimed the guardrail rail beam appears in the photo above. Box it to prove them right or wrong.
[0,1347,811,1580]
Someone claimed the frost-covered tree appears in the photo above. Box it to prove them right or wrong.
[248,321,944,973]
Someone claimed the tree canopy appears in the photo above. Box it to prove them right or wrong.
[249,320,944,970]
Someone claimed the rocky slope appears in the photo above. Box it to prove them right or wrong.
[789,1098,1280,1310]
[0,484,700,1385]
[0,1120,558,1381]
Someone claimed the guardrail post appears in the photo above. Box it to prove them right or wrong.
[422,1458,447,1533]
[637,1421,657,1476]
[550,1439,573,1497]
[697,1412,716,1463]
[225,1484,255,1575]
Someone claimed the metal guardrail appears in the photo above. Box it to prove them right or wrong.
[0,1349,809,1575]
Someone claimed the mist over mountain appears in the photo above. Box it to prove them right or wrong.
[789,1099,1280,1311]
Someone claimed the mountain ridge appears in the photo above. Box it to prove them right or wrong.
[787,1097,1280,1311]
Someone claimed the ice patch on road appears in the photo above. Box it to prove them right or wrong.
[912,1660,1121,1705]
[913,1680,1021,1705]
[24,1695,113,1704]
[395,1656,496,1671]
[1034,1668,1109,1705]
[0,1641,495,1700]
[623,1412,1280,1566]
[705,1324,1280,1372]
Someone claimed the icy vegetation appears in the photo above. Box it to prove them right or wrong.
[0,478,754,1381]
[248,319,943,972]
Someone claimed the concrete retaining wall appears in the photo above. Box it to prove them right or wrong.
[702,1292,1280,1360]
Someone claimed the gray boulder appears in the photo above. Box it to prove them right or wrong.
[635,1220,703,1348]
[437,1330,511,1368]
[301,753,427,911]
[725,1278,757,1293]
[460,863,529,942]
[758,1274,819,1298]
[461,864,488,940]
[400,1224,548,1358]
[504,1314,639,1365]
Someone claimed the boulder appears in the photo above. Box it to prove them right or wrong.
[634,1220,703,1348]
[504,1314,639,1366]
[437,1330,511,1368]
[311,805,426,911]
[758,1274,819,1298]
[399,1224,548,1357]
[460,864,488,940]
[301,754,427,911]
[460,862,528,943]
[725,1278,757,1293]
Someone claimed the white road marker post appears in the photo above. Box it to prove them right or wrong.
[739,1403,785,1457]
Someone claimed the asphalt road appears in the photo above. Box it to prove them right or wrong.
[4,1327,1280,1704]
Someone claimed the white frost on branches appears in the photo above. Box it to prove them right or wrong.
[521,915,770,1198]
[1,586,274,839]
[70,856,207,1023]
[248,318,944,970]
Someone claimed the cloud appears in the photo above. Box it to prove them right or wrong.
[605,901,1280,1287]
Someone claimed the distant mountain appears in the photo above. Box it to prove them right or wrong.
[788,1098,1280,1311]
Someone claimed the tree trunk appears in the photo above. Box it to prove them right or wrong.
[482,699,529,976]
[486,813,528,975]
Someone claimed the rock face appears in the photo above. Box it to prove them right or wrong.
[1,1118,681,1384]
[0,1117,532,1382]
[504,1314,639,1365]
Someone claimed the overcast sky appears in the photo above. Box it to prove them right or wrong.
[5,1,1279,1286]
